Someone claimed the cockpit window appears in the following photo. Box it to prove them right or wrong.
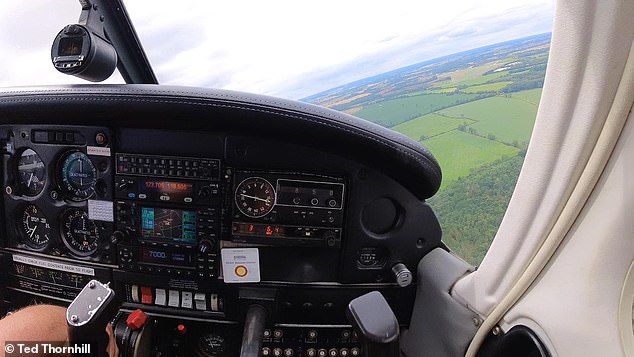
[0,0,555,265]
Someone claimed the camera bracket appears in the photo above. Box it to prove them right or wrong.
[77,0,106,37]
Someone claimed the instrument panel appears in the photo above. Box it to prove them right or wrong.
[3,126,115,264]
[0,123,441,355]
[0,85,447,356]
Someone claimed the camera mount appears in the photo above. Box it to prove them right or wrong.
[51,0,117,82]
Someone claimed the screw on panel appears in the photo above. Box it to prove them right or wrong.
[472,317,481,326]
[70,315,78,322]
[89,281,96,289]
[492,326,501,335]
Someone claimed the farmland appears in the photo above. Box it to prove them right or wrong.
[304,33,549,265]
[353,93,482,127]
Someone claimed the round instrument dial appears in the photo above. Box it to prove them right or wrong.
[16,148,46,196]
[197,333,227,357]
[61,209,100,256]
[235,177,276,218]
[59,151,97,201]
[19,204,51,249]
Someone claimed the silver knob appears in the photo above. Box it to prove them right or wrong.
[392,263,413,287]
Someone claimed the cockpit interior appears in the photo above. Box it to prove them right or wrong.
[1,0,634,357]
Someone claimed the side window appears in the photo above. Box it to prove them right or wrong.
[307,34,550,265]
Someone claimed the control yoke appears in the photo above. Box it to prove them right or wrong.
[66,279,119,357]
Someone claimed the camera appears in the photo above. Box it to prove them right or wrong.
[51,24,117,82]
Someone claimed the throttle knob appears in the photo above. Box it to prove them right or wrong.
[391,263,413,287]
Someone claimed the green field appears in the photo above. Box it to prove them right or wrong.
[354,93,481,127]
[438,71,507,89]
[463,82,512,93]
[389,89,541,189]
[511,88,542,105]
[392,113,473,140]
[438,95,538,144]
[423,87,457,94]
[423,130,519,189]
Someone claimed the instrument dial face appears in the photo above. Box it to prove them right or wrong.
[59,151,97,201]
[235,177,276,218]
[17,149,46,196]
[197,333,226,356]
[61,209,100,256]
[19,204,51,249]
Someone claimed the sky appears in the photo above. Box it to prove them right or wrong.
[0,0,555,99]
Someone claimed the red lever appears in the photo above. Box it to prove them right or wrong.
[126,309,147,330]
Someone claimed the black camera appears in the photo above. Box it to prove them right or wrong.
[51,24,117,82]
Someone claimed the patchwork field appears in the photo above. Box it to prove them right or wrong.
[390,88,542,188]
[392,113,474,140]
[423,130,519,189]
[438,94,539,144]
[354,93,481,127]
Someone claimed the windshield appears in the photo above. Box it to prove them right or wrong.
[0,0,555,265]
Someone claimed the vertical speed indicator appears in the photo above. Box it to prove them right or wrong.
[235,177,276,218]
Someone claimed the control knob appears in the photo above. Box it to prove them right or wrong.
[111,228,133,244]
[197,185,211,199]
[324,231,337,247]
[198,239,214,254]
[391,263,413,287]
[110,231,125,244]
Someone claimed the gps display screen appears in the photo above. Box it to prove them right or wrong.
[141,207,196,243]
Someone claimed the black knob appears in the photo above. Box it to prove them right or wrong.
[198,240,213,254]
[110,231,125,244]
[115,181,128,191]
[198,186,211,198]
[324,231,337,247]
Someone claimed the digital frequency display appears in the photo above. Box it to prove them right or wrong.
[139,247,193,266]
[141,207,196,243]
[139,180,193,202]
